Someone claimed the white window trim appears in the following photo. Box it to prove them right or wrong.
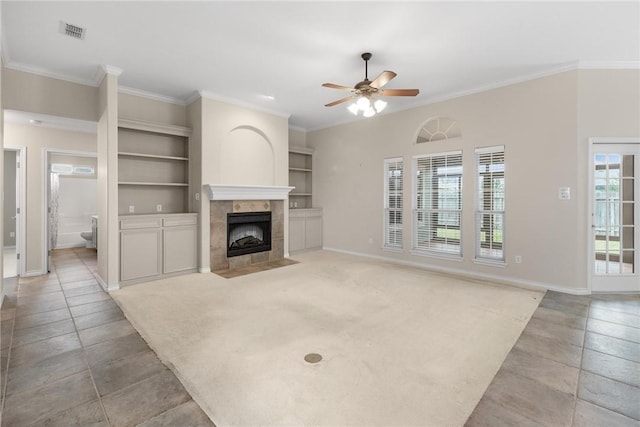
[474,145,506,265]
[383,157,404,251]
[412,150,463,258]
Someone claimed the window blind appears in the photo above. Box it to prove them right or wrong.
[384,158,404,249]
[475,146,505,261]
[413,151,463,256]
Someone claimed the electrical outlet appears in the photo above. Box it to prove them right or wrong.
[128,205,135,213]
[515,255,522,264]
[156,204,162,212]
[195,192,200,201]
[368,237,374,244]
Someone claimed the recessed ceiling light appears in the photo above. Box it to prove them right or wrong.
[259,94,275,101]
[29,119,43,125]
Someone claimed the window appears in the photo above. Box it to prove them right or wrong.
[413,151,463,256]
[384,158,404,250]
[475,146,505,262]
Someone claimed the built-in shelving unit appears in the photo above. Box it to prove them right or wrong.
[118,119,192,215]
[289,147,314,209]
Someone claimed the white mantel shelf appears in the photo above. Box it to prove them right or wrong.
[205,184,295,201]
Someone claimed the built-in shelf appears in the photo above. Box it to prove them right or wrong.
[118,152,189,161]
[118,182,189,187]
[118,120,192,215]
[289,147,313,209]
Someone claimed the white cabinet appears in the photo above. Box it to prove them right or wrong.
[119,213,197,285]
[289,208,322,252]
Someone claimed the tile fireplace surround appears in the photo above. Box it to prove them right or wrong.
[206,185,293,271]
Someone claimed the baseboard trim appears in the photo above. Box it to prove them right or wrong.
[323,246,590,296]
[198,268,211,274]
[23,269,46,277]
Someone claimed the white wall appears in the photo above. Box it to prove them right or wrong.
[308,69,640,293]
[3,122,96,274]
[55,176,97,248]
[192,96,290,271]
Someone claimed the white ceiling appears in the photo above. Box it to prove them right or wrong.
[2,1,639,131]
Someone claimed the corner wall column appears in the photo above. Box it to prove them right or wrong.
[96,65,122,291]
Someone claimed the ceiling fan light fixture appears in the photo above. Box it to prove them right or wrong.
[356,96,371,110]
[363,107,376,118]
[347,104,359,115]
[374,99,387,113]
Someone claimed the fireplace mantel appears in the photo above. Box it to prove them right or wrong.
[205,184,294,201]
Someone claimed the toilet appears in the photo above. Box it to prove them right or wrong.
[80,216,98,249]
[80,231,94,248]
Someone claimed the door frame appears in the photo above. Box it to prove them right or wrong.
[42,148,97,273]
[588,137,640,293]
[4,147,27,277]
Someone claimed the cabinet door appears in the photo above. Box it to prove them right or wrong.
[289,217,306,252]
[121,229,162,281]
[305,215,323,249]
[164,225,197,274]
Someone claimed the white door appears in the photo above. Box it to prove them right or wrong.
[590,141,640,292]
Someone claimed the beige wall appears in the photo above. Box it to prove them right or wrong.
[3,150,16,247]
[1,57,4,296]
[186,98,203,267]
[4,123,97,274]
[96,72,120,290]
[289,127,308,148]
[118,92,187,127]
[2,68,98,122]
[575,69,640,288]
[308,70,639,293]
[195,96,290,270]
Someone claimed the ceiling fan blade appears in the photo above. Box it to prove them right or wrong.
[369,71,397,89]
[322,83,355,91]
[325,95,357,107]
[380,88,420,96]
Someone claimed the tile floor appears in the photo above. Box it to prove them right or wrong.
[1,248,639,426]
[0,248,214,426]
[466,291,640,426]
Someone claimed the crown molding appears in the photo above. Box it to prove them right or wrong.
[198,90,291,119]
[308,60,640,133]
[118,86,187,106]
[288,124,307,133]
[4,109,97,134]
[577,60,640,69]
[4,60,100,87]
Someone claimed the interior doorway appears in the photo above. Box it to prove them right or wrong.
[589,138,640,293]
[3,147,26,279]
[44,150,98,273]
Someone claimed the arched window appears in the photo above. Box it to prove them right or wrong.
[416,117,461,143]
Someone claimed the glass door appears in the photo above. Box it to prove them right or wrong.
[591,143,639,292]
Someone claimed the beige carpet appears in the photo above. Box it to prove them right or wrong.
[111,250,543,426]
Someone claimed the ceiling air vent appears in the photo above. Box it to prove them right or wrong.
[61,22,85,40]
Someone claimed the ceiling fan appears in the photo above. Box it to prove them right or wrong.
[322,52,419,116]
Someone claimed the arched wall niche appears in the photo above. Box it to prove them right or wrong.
[220,125,275,185]
[415,116,462,143]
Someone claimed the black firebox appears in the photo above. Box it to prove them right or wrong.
[227,211,272,258]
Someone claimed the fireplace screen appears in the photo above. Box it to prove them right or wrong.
[227,211,272,257]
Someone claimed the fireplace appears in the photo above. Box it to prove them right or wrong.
[227,211,272,257]
[206,185,293,271]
